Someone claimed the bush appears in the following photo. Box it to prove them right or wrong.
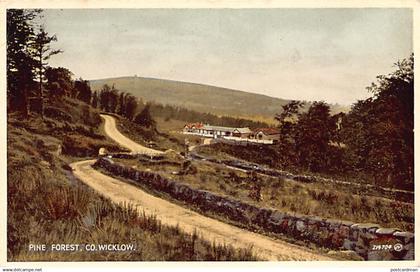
[62,135,125,157]
[44,106,73,122]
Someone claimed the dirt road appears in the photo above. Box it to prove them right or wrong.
[71,114,333,261]
[101,114,163,156]
[71,160,332,261]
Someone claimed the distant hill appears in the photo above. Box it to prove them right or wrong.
[90,76,349,124]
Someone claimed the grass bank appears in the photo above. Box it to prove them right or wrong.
[7,98,259,261]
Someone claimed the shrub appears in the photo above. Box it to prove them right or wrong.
[44,106,73,122]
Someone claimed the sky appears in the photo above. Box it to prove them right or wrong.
[40,8,412,105]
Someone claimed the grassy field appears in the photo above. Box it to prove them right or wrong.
[112,156,414,232]
[194,143,414,193]
[7,98,259,261]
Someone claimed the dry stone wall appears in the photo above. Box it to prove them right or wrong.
[189,152,414,202]
[94,157,414,261]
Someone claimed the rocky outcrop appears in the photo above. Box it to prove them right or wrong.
[94,157,414,261]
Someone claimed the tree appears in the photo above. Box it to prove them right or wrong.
[91,91,98,108]
[99,84,111,111]
[273,101,304,168]
[32,26,62,117]
[275,100,304,143]
[7,9,40,115]
[342,54,414,189]
[135,104,155,128]
[108,86,119,113]
[275,100,304,124]
[44,66,73,97]
[124,94,137,120]
[117,91,125,115]
[330,112,345,147]
[74,78,92,104]
[295,101,335,172]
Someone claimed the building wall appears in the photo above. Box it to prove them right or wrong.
[184,125,252,139]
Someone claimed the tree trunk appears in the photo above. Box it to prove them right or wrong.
[23,86,29,118]
[21,72,30,118]
[39,48,44,119]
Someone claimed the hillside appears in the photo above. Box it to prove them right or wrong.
[7,98,258,261]
[90,77,349,123]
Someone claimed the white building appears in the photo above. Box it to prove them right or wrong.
[183,123,251,139]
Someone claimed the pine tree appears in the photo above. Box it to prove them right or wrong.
[7,9,40,116]
[91,91,98,108]
[118,92,125,115]
[99,84,111,111]
[32,26,62,117]
[124,94,137,120]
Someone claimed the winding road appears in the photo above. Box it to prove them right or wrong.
[101,114,163,156]
[70,114,333,261]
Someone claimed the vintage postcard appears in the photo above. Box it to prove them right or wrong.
[1,0,418,271]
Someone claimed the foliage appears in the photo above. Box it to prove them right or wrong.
[7,9,65,117]
[32,26,63,116]
[74,78,92,104]
[295,101,336,172]
[341,54,414,190]
[98,84,120,113]
[124,94,138,120]
[7,9,41,114]
[99,84,111,111]
[117,91,125,115]
[275,100,304,165]
[98,84,139,120]
[269,55,413,190]
[149,102,269,129]
[135,104,156,129]
[45,67,73,97]
[91,91,98,108]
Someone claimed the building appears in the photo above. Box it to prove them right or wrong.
[183,122,204,133]
[251,128,281,143]
[232,128,252,138]
[183,123,251,138]
[183,123,281,144]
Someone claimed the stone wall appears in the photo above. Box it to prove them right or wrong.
[189,152,414,202]
[94,157,414,261]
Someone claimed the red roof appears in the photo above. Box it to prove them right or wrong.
[184,122,203,129]
[253,128,280,135]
